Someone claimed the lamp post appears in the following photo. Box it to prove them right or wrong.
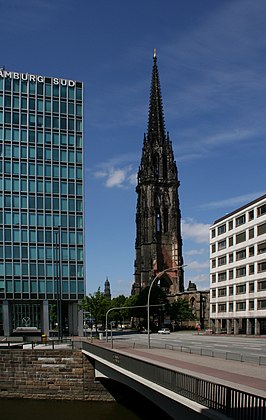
[200,294,206,331]
[147,264,186,349]
[55,227,62,341]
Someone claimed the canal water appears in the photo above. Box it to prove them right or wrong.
[0,398,172,420]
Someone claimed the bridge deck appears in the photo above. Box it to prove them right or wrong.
[92,340,266,398]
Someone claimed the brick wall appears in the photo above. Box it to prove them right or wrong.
[0,349,114,401]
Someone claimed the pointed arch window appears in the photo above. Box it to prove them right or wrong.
[156,211,161,232]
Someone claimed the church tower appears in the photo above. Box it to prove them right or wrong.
[104,276,111,300]
[132,50,184,296]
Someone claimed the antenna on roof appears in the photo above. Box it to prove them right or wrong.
[153,48,157,59]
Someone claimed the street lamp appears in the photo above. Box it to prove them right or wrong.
[200,294,206,331]
[147,264,186,349]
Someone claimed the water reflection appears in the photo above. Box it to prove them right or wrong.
[0,399,140,420]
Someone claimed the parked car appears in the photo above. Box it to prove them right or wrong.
[158,328,170,334]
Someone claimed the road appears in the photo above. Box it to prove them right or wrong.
[110,331,266,363]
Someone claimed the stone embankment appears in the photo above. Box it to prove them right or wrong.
[0,349,113,401]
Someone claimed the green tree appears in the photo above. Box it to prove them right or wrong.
[129,286,169,330]
[169,298,195,328]
[80,288,110,334]
[109,295,127,327]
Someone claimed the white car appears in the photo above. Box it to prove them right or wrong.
[158,328,170,334]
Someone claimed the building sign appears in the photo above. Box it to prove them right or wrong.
[0,70,76,86]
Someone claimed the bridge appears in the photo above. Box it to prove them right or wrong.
[78,339,266,420]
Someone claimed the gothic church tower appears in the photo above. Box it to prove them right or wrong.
[132,51,184,296]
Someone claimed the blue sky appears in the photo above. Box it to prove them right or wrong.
[1,0,266,296]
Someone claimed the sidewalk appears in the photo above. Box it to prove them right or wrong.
[93,339,266,398]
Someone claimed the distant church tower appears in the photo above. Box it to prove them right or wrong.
[132,50,184,296]
[104,277,111,300]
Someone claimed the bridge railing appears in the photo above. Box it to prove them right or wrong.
[80,341,266,420]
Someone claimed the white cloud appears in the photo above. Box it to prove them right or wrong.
[93,164,137,189]
[185,248,207,256]
[186,260,209,270]
[199,192,266,210]
[182,218,210,243]
[92,154,139,189]
[185,273,210,290]
[106,169,126,188]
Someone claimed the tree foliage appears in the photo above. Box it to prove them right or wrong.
[108,295,127,327]
[168,298,195,326]
[79,288,110,333]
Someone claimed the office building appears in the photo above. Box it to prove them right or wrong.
[0,68,85,336]
[209,194,266,335]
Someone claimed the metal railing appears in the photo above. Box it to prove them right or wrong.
[163,343,266,366]
[0,338,73,350]
[80,341,266,420]
[109,338,266,366]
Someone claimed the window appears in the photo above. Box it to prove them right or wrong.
[211,304,216,313]
[249,246,254,257]
[249,282,254,292]
[218,255,226,266]
[236,266,246,277]
[249,300,254,310]
[212,289,216,298]
[249,264,254,275]
[258,223,266,236]
[229,236,233,247]
[236,214,246,227]
[229,303,233,312]
[236,249,246,261]
[258,299,266,310]
[212,259,216,268]
[249,228,254,239]
[211,244,216,253]
[218,303,226,312]
[218,287,226,297]
[228,220,233,230]
[229,270,233,280]
[236,231,246,244]
[156,212,161,232]
[211,274,216,283]
[236,284,246,294]
[258,261,266,273]
[258,280,266,291]
[236,301,246,311]
[229,286,233,295]
[249,210,254,221]
[257,204,266,217]
[218,224,226,235]
[218,271,226,282]
[218,240,226,250]
[258,241,266,255]
[229,253,233,263]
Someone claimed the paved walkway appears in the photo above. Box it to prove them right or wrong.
[91,339,266,398]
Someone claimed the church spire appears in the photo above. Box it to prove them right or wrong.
[147,50,166,145]
[132,51,184,297]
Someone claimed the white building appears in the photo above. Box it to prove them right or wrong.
[209,194,266,335]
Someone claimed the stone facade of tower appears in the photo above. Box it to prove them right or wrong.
[104,277,111,300]
[132,52,184,296]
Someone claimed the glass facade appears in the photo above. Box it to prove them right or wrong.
[0,70,85,334]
